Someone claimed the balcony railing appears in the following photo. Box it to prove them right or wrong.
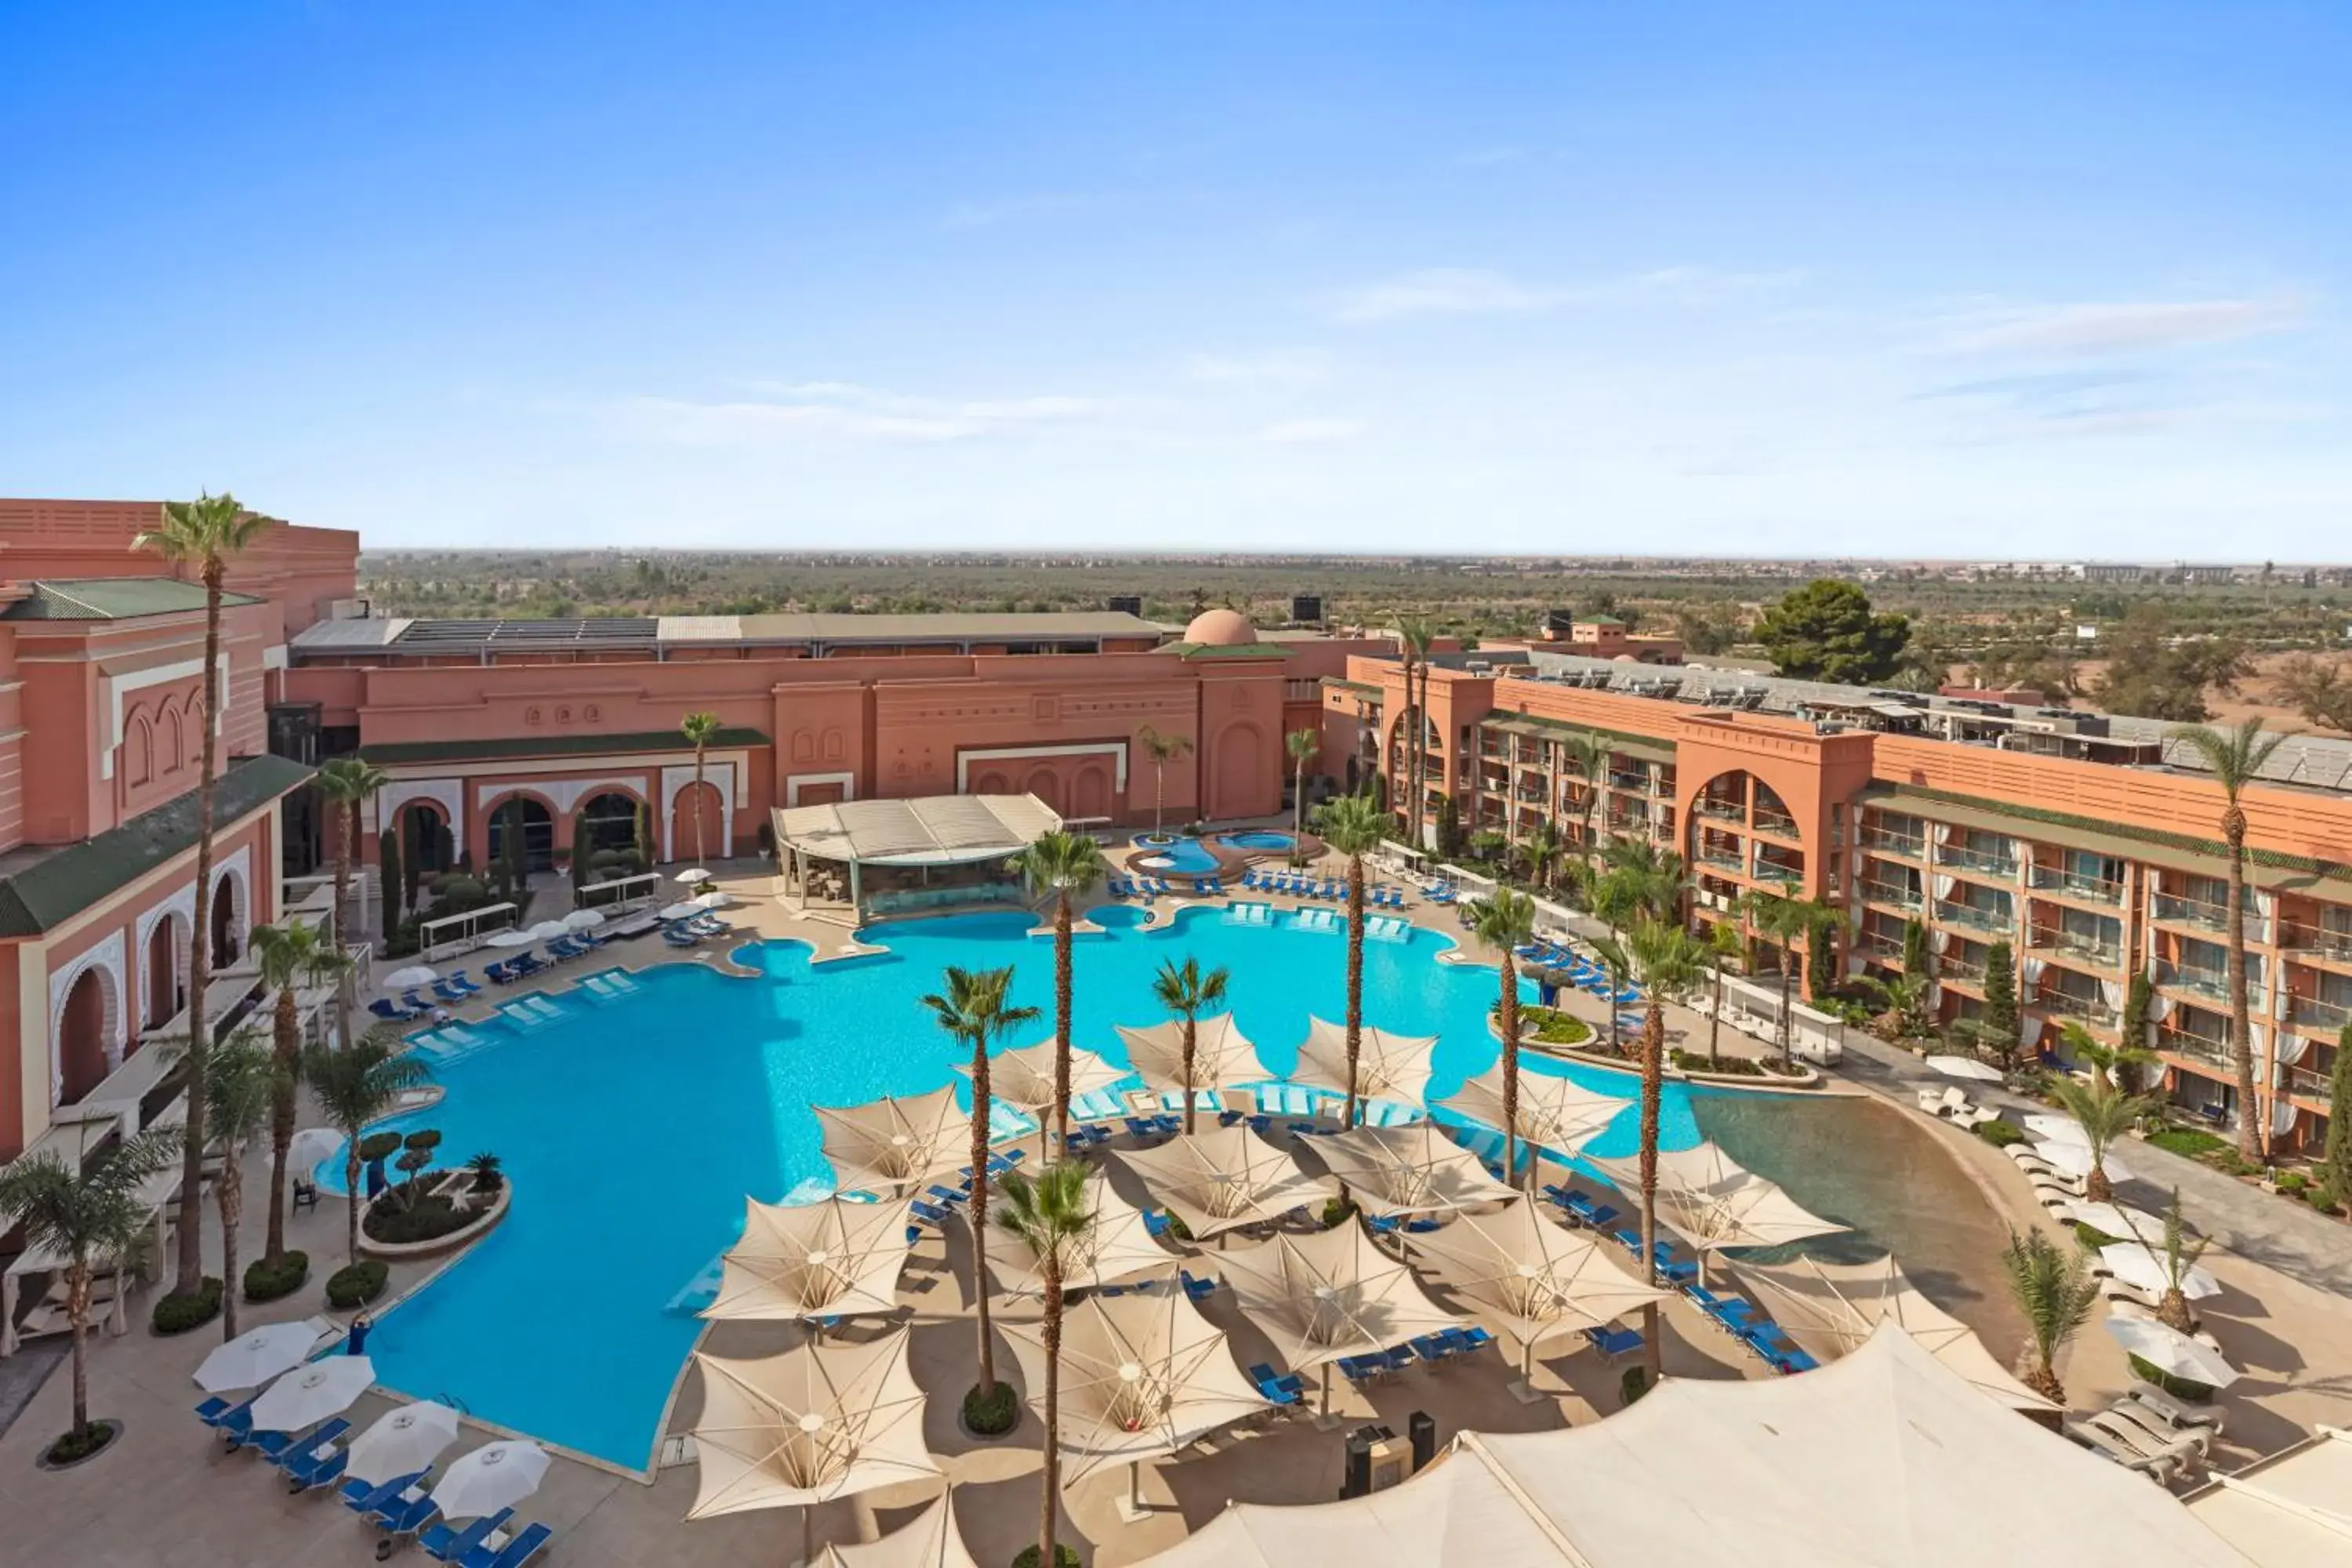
[1752,811,1801,840]
[2032,930,2123,969]
[1607,770,1653,793]
[1693,798,1745,822]
[2154,961,2265,1010]
[1862,880,1922,910]
[2028,866,2125,905]
[2282,926,2352,964]
[2151,894,2270,942]
[1939,957,1988,984]
[1755,853,1806,882]
[1695,849,1745,873]
[1933,901,2012,935]
[1857,933,1906,964]
[2281,1064,2332,1100]
[2034,990,2119,1028]
[1939,846,2020,879]
[2159,1031,2234,1074]
[2290,994,2352,1034]
[1860,829,1926,858]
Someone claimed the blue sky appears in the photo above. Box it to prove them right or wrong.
[4,2,2347,557]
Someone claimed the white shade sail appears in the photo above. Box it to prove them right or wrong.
[193,1321,321,1393]
[816,1490,980,1568]
[984,1167,1174,1297]
[1116,1016,1264,1098]
[816,1087,969,1194]
[1440,1066,1624,1156]
[249,1355,376,1433]
[1312,1123,1519,1218]
[562,908,608,930]
[688,1329,939,1518]
[771,794,1062,868]
[383,965,439,989]
[1144,1323,2253,1568]
[1402,1202,1669,1354]
[1588,1141,1847,1251]
[2107,1316,2240,1388]
[432,1440,550,1522]
[1117,1126,1336,1239]
[1290,1017,1440,1109]
[2024,1112,2091,1144]
[1004,1288,1271,1480]
[2030,1139,2133,1182]
[1214,1221,1463,1372]
[702,1196,915,1323]
[1730,1252,2058,1413]
[345,1400,463,1489]
[2100,1243,2221,1301]
[1924,1055,2004,1083]
[958,1040,1127,1116]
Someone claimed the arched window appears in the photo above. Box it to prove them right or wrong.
[124,711,154,787]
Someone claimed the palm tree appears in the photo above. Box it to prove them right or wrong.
[1007,831,1109,1155]
[1315,793,1389,1130]
[2170,718,2289,1160]
[1468,891,1537,1185]
[1624,919,1704,1387]
[314,756,389,1043]
[200,1030,277,1339]
[1599,838,1687,924]
[1134,724,1192,831]
[1559,733,1612,880]
[1151,957,1230,1135]
[0,1127,180,1456]
[1745,887,1835,1072]
[249,920,355,1261]
[1589,935,1632,1054]
[303,1029,431,1262]
[996,1161,1092,1568]
[1700,918,1743,1069]
[1284,728,1320,841]
[679,710,724,864]
[2000,1226,2099,1406]
[919,966,1039,1402]
[2141,1188,2211,1335]
[1521,820,1564,897]
[1392,616,1435,847]
[2044,1075,2156,1203]
[135,492,270,1298]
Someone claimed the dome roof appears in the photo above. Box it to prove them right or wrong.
[1183,608,1259,647]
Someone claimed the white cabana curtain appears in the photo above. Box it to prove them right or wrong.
[1932,822,1952,845]
[1929,928,1952,955]
[2019,1014,2041,1047]
[2254,889,2277,919]
[2272,1029,2308,1067]
[2020,956,2046,986]
[2100,977,2126,1010]
[1933,874,1955,901]
[2271,1098,2298,1138]
[2151,993,2176,1023]
[2249,1023,2267,1059]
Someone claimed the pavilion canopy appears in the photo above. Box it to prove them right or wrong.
[687,1329,938,1518]
[1729,1251,2057,1413]
[984,1167,1174,1297]
[1290,1018,1439,1109]
[702,1195,914,1323]
[1312,1123,1519,1218]
[815,1088,968,1195]
[2183,1425,2352,1566]
[1145,1323,2253,1568]
[1215,1221,1461,1373]
[1587,1141,1846,1251]
[1004,1288,1269,1481]
[1402,1201,1668,1356]
[1116,1126,1335,1239]
[771,795,1062,868]
[1440,1067,1624,1157]
[815,1490,980,1568]
[959,1041,1127,1117]
[1116,1017,1264,1097]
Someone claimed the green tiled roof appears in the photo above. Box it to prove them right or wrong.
[1159,641,1292,661]
[357,726,770,767]
[0,578,260,622]
[0,753,314,938]
[1320,677,1383,697]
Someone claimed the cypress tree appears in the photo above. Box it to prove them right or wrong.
[379,828,403,937]
[1900,916,1928,977]
[2318,1024,2352,1214]
[401,812,423,912]
[2119,972,2155,1094]
[1982,940,2019,1065]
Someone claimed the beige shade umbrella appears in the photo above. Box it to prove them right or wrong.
[1290,1017,1440,1113]
[960,1040,1127,1116]
[1117,1126,1336,1240]
[1116,1015,1263,1102]
[1588,1141,1847,1252]
[1730,1251,2060,1414]
[1403,1201,1670,1397]
[1216,1220,1462,1417]
[1005,1286,1271,1518]
[815,1489,979,1568]
[688,1328,940,1564]
[984,1167,1174,1297]
[815,1087,967,1195]
[1312,1122,1520,1218]
[1441,1067,1624,1167]
[702,1195,916,1324]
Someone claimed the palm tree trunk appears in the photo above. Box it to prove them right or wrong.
[1778,959,1797,1073]
[67,1263,91,1439]
[1293,757,1305,840]
[1152,761,1165,831]
[693,742,709,865]
[219,1161,244,1340]
[1053,894,1073,1158]
[1181,1012,1198,1136]
[1344,853,1365,1129]
[1039,1265,1063,1568]
[970,1040,997,1397]
[1708,966,1724,1069]
[345,1146,363,1263]
[1498,954,1522,1189]
[173,557,227,1294]
[332,800,355,1050]
[265,987,298,1260]
[1639,1003,1665,1387]
[2225,826,2261,1160]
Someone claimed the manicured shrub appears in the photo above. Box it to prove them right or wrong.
[244,1250,310,1303]
[2147,1127,2228,1159]
[326,1261,390,1309]
[1009,1548,1082,1568]
[2272,1170,2309,1195]
[151,1278,223,1335]
[962,1381,1018,1436]
[1319,1196,1356,1229]
[1974,1120,2025,1149]
[1619,1366,1650,1406]
[45,1421,118,1465]
[1671,1049,1769,1076]
[364,1193,477,1245]
[2129,1354,2215,1403]
[358,1131,405,1165]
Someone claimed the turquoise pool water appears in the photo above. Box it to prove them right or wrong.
[1222,829,1297,851]
[1135,837,1219,873]
[343,906,1694,1469]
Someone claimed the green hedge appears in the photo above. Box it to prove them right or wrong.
[326,1261,390,1309]
[151,1278,224,1335]
[1671,1049,1770,1076]
[962,1381,1018,1436]
[243,1251,310,1304]
[1010,1548,1083,1568]
[363,1193,478,1246]
[1515,1005,1593,1047]
[1974,1120,2026,1148]
[2147,1127,2228,1159]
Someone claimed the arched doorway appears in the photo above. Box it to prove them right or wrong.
[1023,768,1063,813]
[210,870,244,967]
[1210,724,1265,818]
[58,967,111,1105]
[143,914,187,1032]
[400,802,453,875]
[1071,764,1112,820]
[670,782,724,865]
[487,797,556,873]
[575,791,642,861]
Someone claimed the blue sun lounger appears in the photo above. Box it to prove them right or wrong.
[462,1523,554,1568]
[1585,1323,1644,1357]
[423,1508,514,1564]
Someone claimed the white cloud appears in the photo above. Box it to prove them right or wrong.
[1254,417,1361,445]
[1181,350,1330,388]
[1940,297,2307,355]
[615,381,1103,445]
[1327,266,1802,322]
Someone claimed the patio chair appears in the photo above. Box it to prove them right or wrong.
[461,1523,554,1568]
[2100,1399,2213,1460]
[269,1417,351,1475]
[1584,1324,1643,1358]
[2125,1383,2225,1434]
[343,1468,433,1516]
[284,1432,351,1494]
[368,1487,442,1551]
[1916,1086,1968,1117]
[368,998,425,1022]
[194,1393,253,1432]
[423,1508,515,1564]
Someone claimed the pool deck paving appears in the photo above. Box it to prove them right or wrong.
[7,846,2352,1563]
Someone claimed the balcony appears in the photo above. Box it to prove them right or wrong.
[1933,901,2012,935]
[1607,769,1653,793]
[1939,845,2020,880]
[1755,851,1806,884]
[2158,1031,2234,1076]
[2034,989,2120,1029]
[2281,1063,2333,1102]
[2028,866,2125,905]
[2031,930,2123,970]
[2151,894,2270,942]
[1861,880,1922,911]
[1752,811,1802,840]
[1693,797,1745,822]
[1861,829,1926,859]
[1695,848,1745,874]
[2282,925,2352,966]
[1857,932,1907,965]
[2154,960,2264,1011]
[2289,994,2352,1035]
[1939,956,1988,985]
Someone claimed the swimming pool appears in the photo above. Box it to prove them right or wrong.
[1221,829,1297,852]
[1135,837,1219,873]
[339,906,1689,1469]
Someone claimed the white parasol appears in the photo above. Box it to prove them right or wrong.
[816,1489,980,1568]
[383,965,439,989]
[561,908,607,931]
[431,1440,551,1522]
[248,1355,376,1433]
[1116,1017,1263,1099]
[1290,1018,1441,1113]
[345,1400,463,1488]
[2107,1316,2240,1388]
[985,1167,1174,1297]
[1925,1055,2004,1083]
[2100,1243,2220,1301]
[1116,1126,1335,1240]
[1403,1203,1668,1393]
[675,867,713,883]
[702,1196,915,1323]
[193,1320,321,1393]
[694,889,733,909]
[1311,1122,1519,1218]
[1215,1221,1463,1404]
[1586,1140,1847,1251]
[815,1088,968,1195]
[288,1127,343,1177]
[485,927,538,948]
[2030,1138,2132,1182]
[1440,1067,1624,1161]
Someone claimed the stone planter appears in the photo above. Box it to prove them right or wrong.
[359,1171,511,1261]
